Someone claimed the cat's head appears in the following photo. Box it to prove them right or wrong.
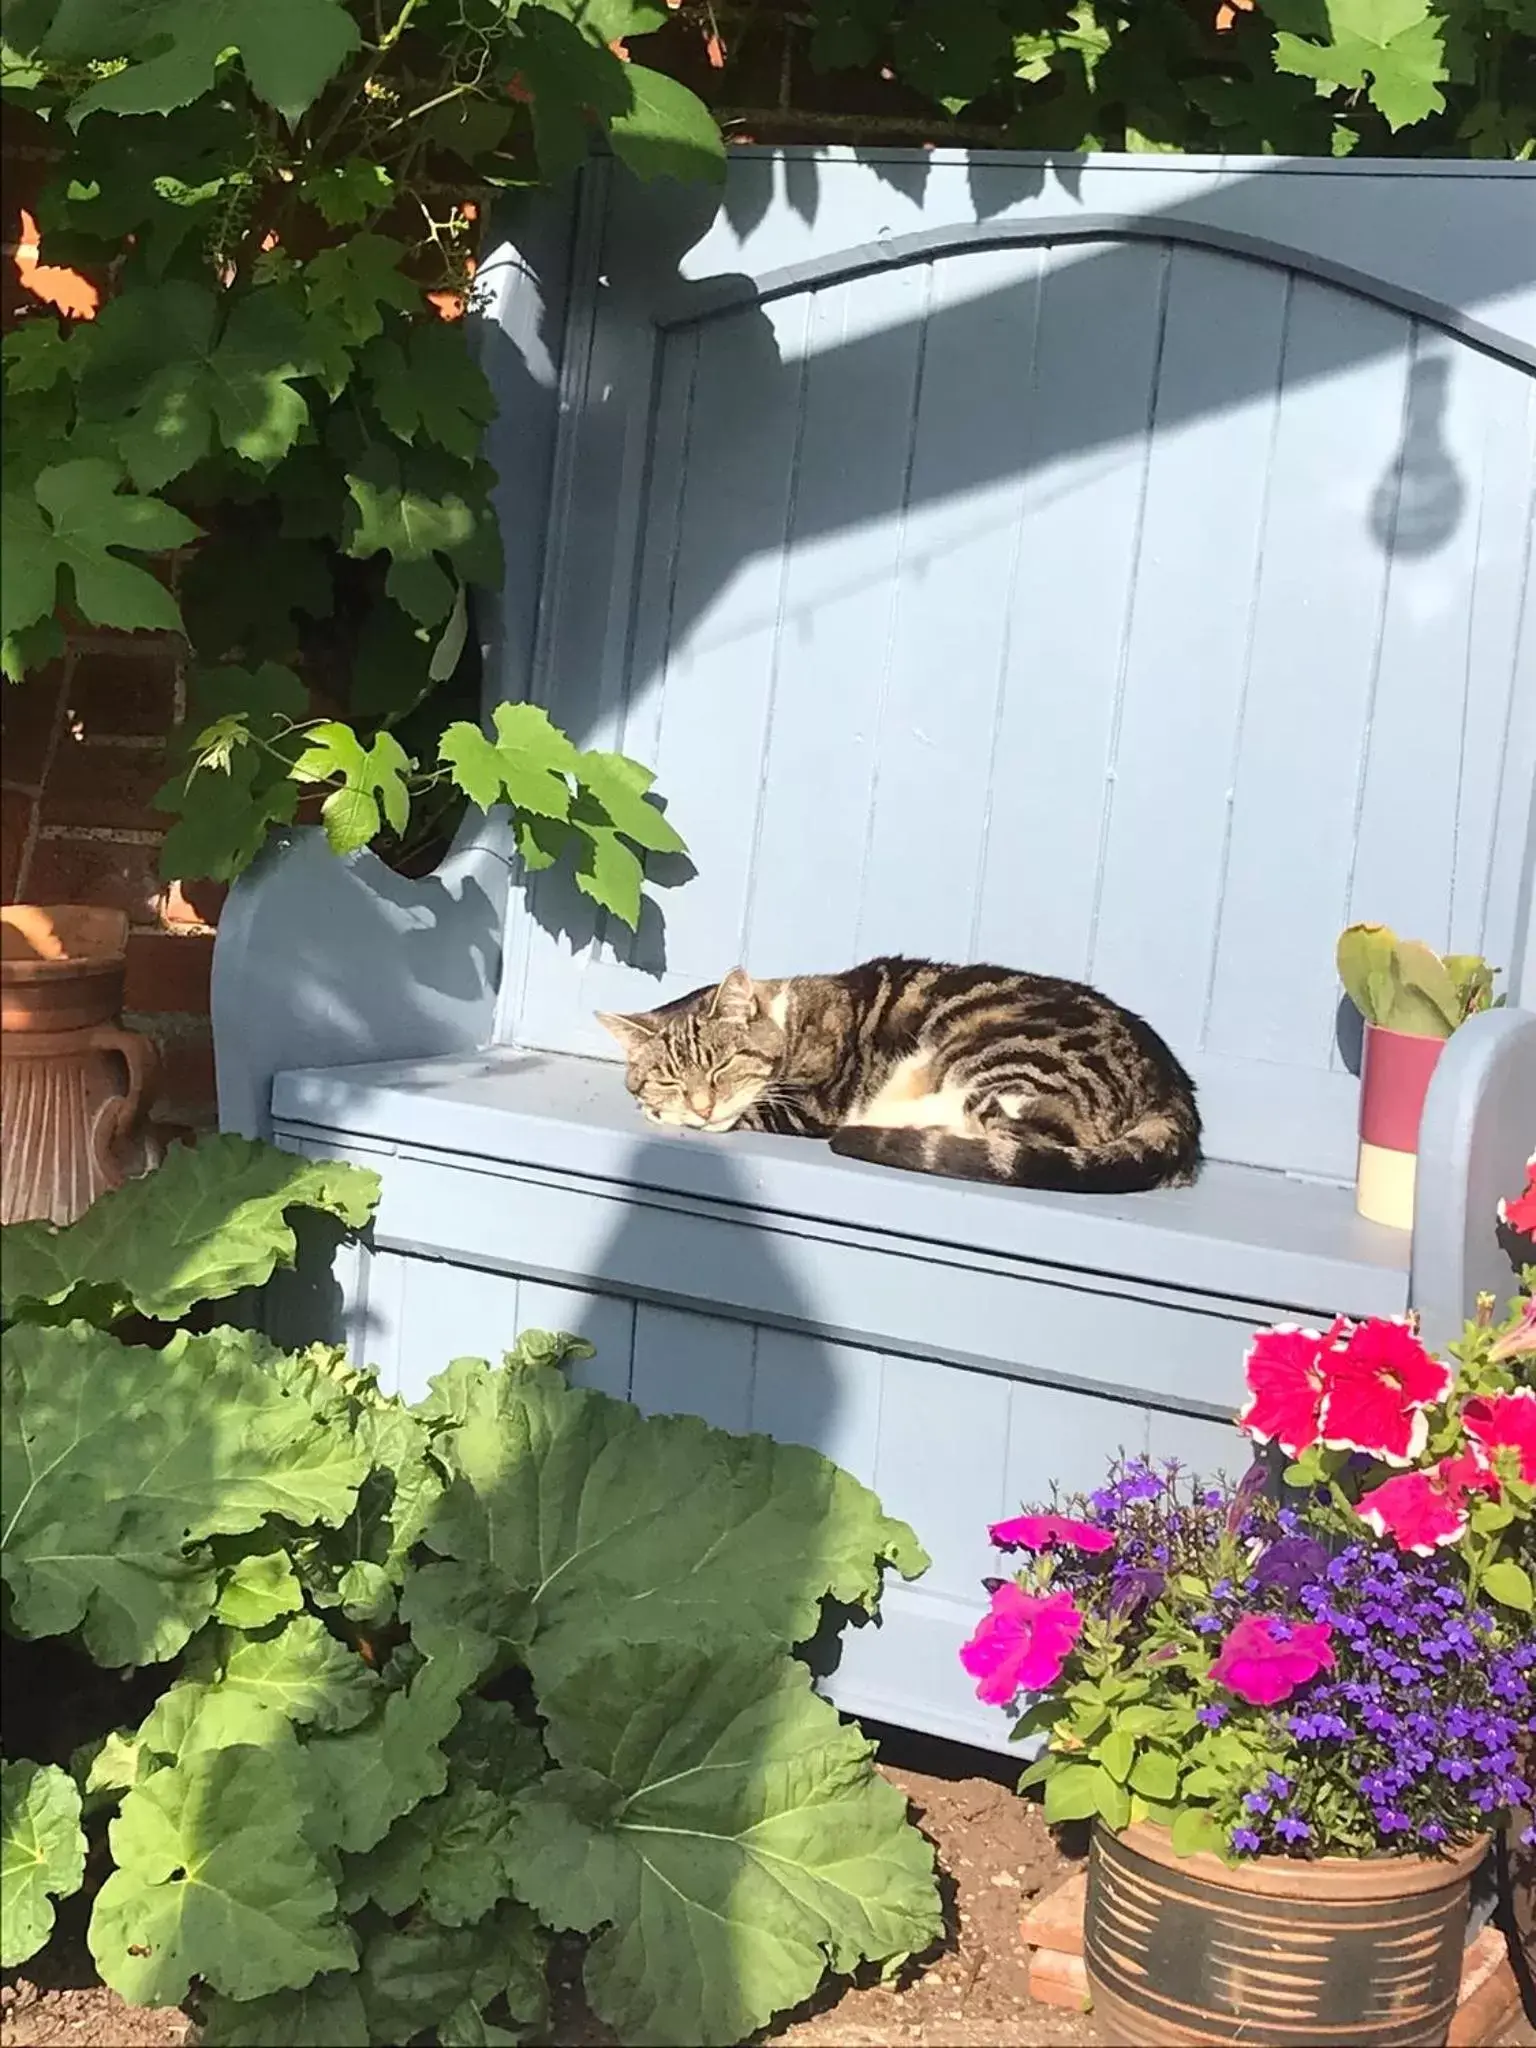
[596,968,784,1130]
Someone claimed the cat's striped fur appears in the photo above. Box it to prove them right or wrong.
[597,956,1201,1195]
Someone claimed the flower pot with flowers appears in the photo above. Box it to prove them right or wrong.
[960,1182,1534,2048]
[1336,924,1503,1230]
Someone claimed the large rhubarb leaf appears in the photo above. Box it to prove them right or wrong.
[1,1322,369,1665]
[89,1743,356,2006]
[409,1355,928,1684]
[1,1761,87,1968]
[302,1643,479,1856]
[511,1643,941,2046]
[0,1133,378,1327]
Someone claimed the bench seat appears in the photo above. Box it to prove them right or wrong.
[273,1046,1413,1343]
[265,1043,1423,1749]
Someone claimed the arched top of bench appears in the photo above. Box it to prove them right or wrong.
[655,216,1536,375]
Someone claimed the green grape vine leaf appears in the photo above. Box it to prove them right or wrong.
[51,0,361,127]
[1,460,196,643]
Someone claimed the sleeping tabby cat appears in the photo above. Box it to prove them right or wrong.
[597,956,1201,1194]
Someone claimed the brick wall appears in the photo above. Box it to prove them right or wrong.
[3,108,220,1128]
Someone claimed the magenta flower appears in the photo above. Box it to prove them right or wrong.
[1317,1317,1453,1466]
[1461,1387,1536,1485]
[988,1512,1115,1553]
[959,1583,1083,1706]
[1237,1323,1339,1456]
[1356,1462,1477,1556]
[1208,1613,1335,1706]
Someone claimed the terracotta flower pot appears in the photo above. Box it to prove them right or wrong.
[1355,1022,1447,1231]
[1086,1819,1487,2048]
[1,905,164,1227]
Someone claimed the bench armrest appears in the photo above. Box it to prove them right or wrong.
[1412,1006,1536,1348]
[212,822,513,1139]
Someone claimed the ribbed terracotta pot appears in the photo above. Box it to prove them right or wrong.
[1355,1022,1447,1231]
[1085,1820,1487,2048]
[1,904,164,1227]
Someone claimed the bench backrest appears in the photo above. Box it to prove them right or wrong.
[486,152,1536,1185]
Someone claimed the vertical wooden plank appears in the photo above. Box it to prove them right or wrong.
[1002,1383,1151,1516]
[518,1280,635,1399]
[971,238,1170,979]
[868,1354,1011,1600]
[511,322,701,1045]
[748,1329,884,1480]
[1344,330,1493,966]
[624,296,815,992]
[853,248,1046,962]
[364,1249,411,1399]
[630,1302,757,1432]
[1448,359,1536,963]
[518,293,813,1051]
[1204,283,1413,1070]
[742,269,931,973]
[1087,250,1289,1054]
[394,1257,521,1401]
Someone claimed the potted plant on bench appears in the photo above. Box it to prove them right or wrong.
[1337,924,1503,1230]
[959,1184,1534,2046]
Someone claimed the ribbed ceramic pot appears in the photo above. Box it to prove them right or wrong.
[1085,1820,1487,2048]
[1,904,163,1226]
[1354,1023,1446,1231]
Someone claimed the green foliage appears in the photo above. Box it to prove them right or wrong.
[802,0,1532,156]
[1336,921,1503,1037]
[1,1142,940,2037]
[1,1762,87,1969]
[0,1131,380,1326]
[3,0,716,919]
[515,1645,939,2046]
[1,1321,372,1665]
[1,460,199,672]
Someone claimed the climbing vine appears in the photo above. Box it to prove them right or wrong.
[744,0,1533,157]
[1,1,720,917]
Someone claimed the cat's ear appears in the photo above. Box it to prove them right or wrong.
[595,1009,659,1054]
[709,966,757,1023]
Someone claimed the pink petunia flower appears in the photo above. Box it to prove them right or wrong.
[988,1513,1115,1553]
[1497,1154,1536,1240]
[959,1583,1084,1707]
[1237,1323,1341,1456]
[1208,1613,1335,1706]
[1356,1457,1486,1555]
[1317,1317,1453,1466]
[1461,1387,1536,1486]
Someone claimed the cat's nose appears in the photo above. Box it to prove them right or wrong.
[689,1087,713,1118]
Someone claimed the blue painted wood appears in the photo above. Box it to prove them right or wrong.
[1414,1008,1536,1347]
[270,1047,1416,1335]
[631,1302,758,1431]
[222,152,1536,1753]
[495,164,1532,1189]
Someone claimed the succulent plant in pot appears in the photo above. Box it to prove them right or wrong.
[1336,924,1504,1231]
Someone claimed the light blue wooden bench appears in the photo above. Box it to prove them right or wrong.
[215,151,1536,1752]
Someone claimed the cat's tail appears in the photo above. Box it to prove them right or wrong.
[828,1107,1201,1195]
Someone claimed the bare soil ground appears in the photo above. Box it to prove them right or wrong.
[3,1725,1530,2048]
